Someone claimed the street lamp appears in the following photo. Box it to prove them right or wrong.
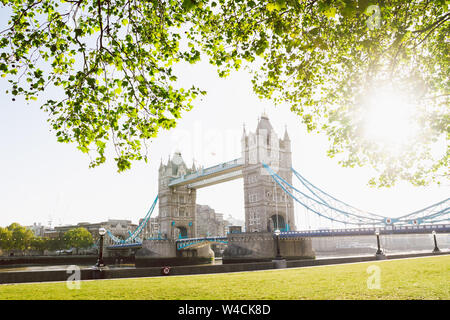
[432,231,440,253]
[274,229,283,260]
[95,227,106,268]
[375,229,384,258]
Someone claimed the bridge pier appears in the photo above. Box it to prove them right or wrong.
[135,239,215,267]
[178,244,215,261]
[105,248,133,258]
[223,232,315,264]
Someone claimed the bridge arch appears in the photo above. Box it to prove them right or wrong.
[269,214,286,231]
[175,226,188,239]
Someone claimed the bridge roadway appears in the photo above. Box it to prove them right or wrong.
[106,223,450,250]
[106,237,228,251]
[281,223,450,237]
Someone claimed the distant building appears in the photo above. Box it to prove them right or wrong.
[224,214,245,233]
[25,223,61,239]
[43,229,61,240]
[195,204,228,237]
[228,226,243,234]
[54,219,138,245]
[26,223,50,237]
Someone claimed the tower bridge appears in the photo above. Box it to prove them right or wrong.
[104,113,450,264]
[158,113,295,240]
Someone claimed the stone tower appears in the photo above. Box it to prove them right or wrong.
[158,151,197,239]
[241,113,295,232]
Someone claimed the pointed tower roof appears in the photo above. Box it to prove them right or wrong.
[256,112,273,133]
[242,122,247,138]
[283,124,290,141]
[172,150,184,166]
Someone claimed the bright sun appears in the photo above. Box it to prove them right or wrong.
[361,86,420,150]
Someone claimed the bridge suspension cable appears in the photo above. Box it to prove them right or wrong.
[105,195,158,244]
[263,163,450,227]
[291,167,450,225]
[291,167,386,220]
[264,163,384,226]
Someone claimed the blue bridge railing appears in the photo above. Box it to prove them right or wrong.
[176,236,228,250]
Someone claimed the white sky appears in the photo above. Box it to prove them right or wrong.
[0,58,448,230]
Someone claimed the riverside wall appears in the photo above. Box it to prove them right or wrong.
[223,232,315,264]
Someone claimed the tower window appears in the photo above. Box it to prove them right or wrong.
[249,193,258,203]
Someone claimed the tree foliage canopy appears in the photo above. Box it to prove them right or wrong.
[0,223,35,251]
[1,0,448,186]
[0,223,95,253]
[62,227,94,250]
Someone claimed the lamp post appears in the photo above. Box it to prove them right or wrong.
[375,230,382,254]
[432,231,440,253]
[95,227,106,268]
[375,229,385,259]
[274,229,282,260]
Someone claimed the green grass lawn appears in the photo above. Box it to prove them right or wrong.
[1,255,449,300]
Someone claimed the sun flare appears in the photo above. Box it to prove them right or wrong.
[361,86,420,149]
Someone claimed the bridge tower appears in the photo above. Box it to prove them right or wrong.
[158,151,197,239]
[242,113,296,232]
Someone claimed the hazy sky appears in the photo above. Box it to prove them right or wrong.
[0,8,448,229]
